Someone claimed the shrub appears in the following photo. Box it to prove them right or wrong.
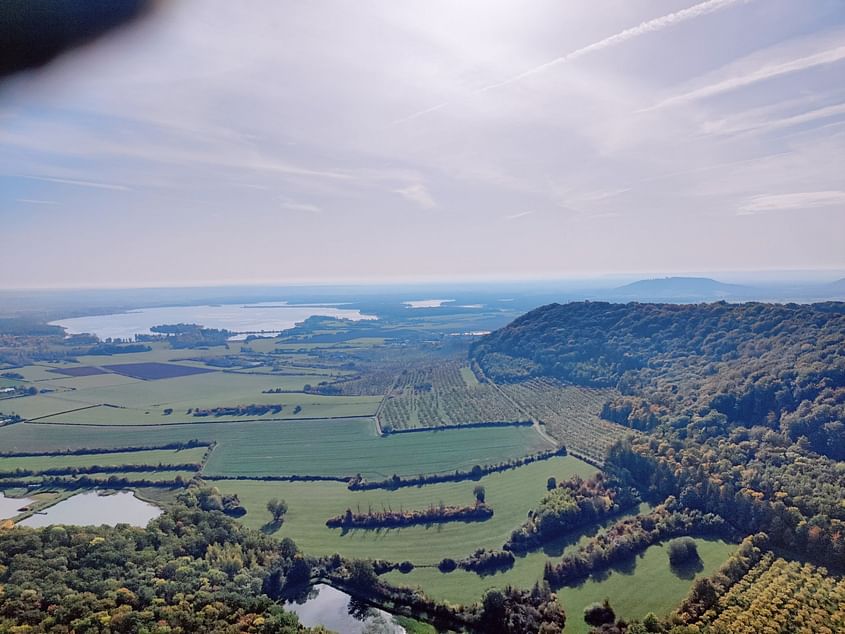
[667,537,700,565]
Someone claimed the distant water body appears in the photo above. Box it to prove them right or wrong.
[18,491,161,528]
[0,492,33,520]
[50,302,377,341]
[403,298,454,308]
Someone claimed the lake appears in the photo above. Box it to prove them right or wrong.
[285,583,406,633]
[403,299,454,308]
[0,492,33,520]
[17,491,162,528]
[50,302,377,341]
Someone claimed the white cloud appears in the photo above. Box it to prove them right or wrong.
[394,183,436,209]
[480,0,751,92]
[703,102,845,136]
[2,1,845,285]
[395,0,750,122]
[18,174,131,191]
[738,191,845,215]
[280,200,322,214]
[16,198,59,205]
[505,210,534,221]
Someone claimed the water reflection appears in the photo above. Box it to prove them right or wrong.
[284,583,405,634]
[0,492,33,520]
[17,490,161,528]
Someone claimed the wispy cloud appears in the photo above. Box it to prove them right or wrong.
[393,0,749,123]
[16,198,59,205]
[280,199,322,214]
[653,44,845,109]
[479,0,750,92]
[18,174,131,191]
[505,210,534,221]
[703,102,845,136]
[394,183,436,209]
[738,190,845,215]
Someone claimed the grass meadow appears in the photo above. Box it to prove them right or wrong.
[212,455,597,562]
[558,537,738,633]
[0,447,207,471]
[0,419,552,479]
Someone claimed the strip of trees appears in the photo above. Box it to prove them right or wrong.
[505,473,639,553]
[543,504,735,588]
[327,502,493,529]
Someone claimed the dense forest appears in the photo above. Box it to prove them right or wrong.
[471,301,845,459]
[472,301,845,632]
[0,490,317,633]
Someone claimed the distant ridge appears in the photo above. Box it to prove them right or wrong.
[825,278,845,295]
[607,276,748,301]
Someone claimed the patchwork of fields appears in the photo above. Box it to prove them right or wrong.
[0,315,716,628]
[212,455,597,561]
[0,419,552,479]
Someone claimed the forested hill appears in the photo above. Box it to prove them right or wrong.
[470,301,845,458]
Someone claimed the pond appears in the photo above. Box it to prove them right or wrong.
[284,583,406,633]
[17,491,162,528]
[49,302,377,342]
[0,492,33,520]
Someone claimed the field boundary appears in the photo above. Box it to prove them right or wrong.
[26,413,376,427]
[0,441,212,458]
[381,419,533,435]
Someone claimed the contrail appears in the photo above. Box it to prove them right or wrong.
[479,0,750,93]
[652,45,845,109]
[392,0,750,124]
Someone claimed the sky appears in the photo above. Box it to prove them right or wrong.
[1,0,844,289]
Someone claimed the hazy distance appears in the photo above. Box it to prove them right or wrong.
[1,0,844,288]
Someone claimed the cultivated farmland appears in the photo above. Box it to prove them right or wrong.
[101,362,216,380]
[698,555,845,634]
[0,447,207,472]
[0,419,553,479]
[501,378,628,463]
[379,362,526,430]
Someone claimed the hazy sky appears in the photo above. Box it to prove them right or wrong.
[1,0,844,288]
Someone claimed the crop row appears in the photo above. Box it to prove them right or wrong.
[500,378,627,463]
[701,555,845,633]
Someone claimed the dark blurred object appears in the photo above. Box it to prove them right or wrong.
[0,0,156,77]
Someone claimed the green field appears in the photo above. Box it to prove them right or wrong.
[381,502,653,605]
[0,419,552,479]
[557,537,738,633]
[9,370,381,424]
[213,455,597,563]
[0,447,206,472]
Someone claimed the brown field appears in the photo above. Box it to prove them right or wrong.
[47,366,108,377]
[101,362,216,380]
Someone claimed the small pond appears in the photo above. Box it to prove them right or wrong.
[284,583,406,633]
[0,492,34,520]
[17,490,162,528]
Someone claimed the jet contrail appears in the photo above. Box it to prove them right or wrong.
[480,0,751,93]
[653,45,845,109]
[392,0,750,125]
